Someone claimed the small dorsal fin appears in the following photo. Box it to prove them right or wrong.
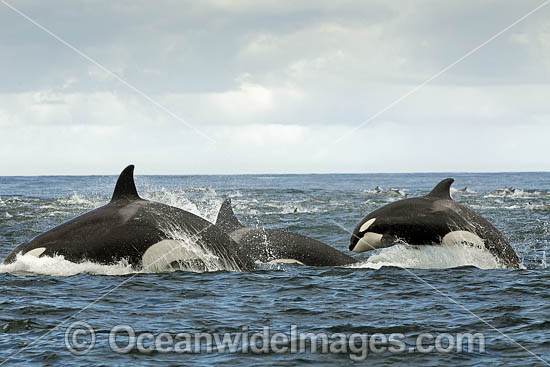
[215,198,244,233]
[425,178,454,200]
[111,165,141,202]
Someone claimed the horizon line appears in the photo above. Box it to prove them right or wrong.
[1,170,549,177]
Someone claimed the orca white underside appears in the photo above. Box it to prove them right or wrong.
[441,230,484,248]
[141,240,202,271]
[353,242,505,270]
[353,232,384,252]
[353,230,485,253]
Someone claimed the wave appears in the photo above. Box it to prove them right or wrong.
[58,192,98,206]
[450,187,476,194]
[0,254,137,276]
[262,201,323,215]
[230,198,324,216]
[469,204,523,210]
[228,190,243,198]
[528,204,550,211]
[484,188,541,199]
[361,186,407,197]
[349,243,514,270]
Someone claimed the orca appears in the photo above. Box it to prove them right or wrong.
[215,199,358,266]
[3,165,255,271]
[349,178,521,268]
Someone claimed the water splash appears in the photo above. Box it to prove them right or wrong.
[142,187,221,222]
[484,188,540,199]
[155,221,244,273]
[58,192,103,207]
[349,243,509,270]
[450,187,477,195]
[0,254,136,276]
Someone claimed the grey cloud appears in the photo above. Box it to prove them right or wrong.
[2,0,548,96]
[0,0,393,93]
[1,1,549,173]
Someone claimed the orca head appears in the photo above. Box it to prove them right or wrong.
[349,216,388,253]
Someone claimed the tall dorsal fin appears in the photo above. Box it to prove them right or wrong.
[111,165,141,202]
[425,178,454,200]
[215,198,244,233]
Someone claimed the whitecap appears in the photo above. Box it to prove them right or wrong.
[0,254,136,277]
[349,243,517,270]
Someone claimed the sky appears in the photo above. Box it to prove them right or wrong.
[1,0,549,175]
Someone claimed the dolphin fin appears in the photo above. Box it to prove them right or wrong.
[425,178,454,200]
[111,165,141,202]
[215,198,244,233]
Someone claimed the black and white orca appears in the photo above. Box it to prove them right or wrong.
[349,178,521,268]
[3,165,254,271]
[216,199,358,266]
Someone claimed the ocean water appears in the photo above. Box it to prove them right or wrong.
[0,172,549,366]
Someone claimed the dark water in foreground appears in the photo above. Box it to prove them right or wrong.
[0,172,549,366]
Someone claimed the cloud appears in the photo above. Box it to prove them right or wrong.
[0,0,549,174]
[0,91,141,127]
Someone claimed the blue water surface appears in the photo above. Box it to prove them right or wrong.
[0,172,549,366]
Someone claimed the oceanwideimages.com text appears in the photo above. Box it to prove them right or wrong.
[65,322,486,361]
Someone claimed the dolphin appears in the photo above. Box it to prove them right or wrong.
[349,178,521,268]
[215,199,358,266]
[3,165,254,271]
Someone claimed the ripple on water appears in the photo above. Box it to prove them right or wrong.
[0,174,549,366]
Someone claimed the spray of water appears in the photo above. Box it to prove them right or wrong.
[152,221,243,273]
[0,253,136,276]
[349,243,506,270]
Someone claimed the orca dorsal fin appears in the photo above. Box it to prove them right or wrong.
[426,178,454,200]
[215,198,244,233]
[111,165,141,202]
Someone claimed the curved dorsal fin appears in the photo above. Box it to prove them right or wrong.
[215,198,244,233]
[425,178,454,200]
[111,165,141,202]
